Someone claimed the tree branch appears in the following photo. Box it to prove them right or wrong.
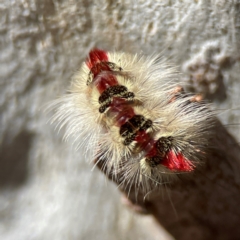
[96,119,240,240]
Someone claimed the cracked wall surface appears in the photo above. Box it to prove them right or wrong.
[1,1,240,239]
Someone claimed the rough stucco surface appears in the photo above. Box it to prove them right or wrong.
[0,1,240,239]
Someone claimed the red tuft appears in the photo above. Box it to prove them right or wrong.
[162,150,194,172]
[86,49,108,69]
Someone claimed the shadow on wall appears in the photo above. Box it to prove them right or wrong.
[0,131,34,189]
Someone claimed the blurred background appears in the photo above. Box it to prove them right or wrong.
[1,1,240,239]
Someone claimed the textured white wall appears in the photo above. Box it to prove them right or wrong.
[1,1,240,239]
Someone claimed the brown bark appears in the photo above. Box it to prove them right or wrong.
[96,120,240,240]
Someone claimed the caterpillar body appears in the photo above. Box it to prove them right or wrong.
[51,49,213,194]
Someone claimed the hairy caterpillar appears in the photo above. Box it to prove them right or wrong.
[50,49,214,195]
